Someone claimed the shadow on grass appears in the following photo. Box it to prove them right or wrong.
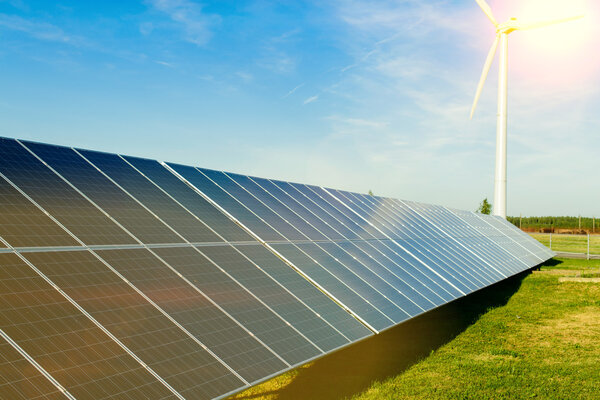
[539,258,563,267]
[234,269,530,400]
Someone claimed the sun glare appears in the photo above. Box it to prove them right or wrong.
[490,0,600,86]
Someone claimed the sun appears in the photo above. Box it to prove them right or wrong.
[490,0,600,86]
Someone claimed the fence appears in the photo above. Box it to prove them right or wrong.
[529,233,600,260]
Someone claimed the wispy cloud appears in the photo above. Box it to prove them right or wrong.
[155,60,174,67]
[0,13,86,45]
[283,83,304,98]
[235,71,253,83]
[303,95,318,105]
[146,0,220,46]
[326,115,388,129]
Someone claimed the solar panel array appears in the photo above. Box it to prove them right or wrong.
[0,137,553,399]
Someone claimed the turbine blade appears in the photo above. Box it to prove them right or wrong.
[517,14,584,31]
[475,0,498,26]
[470,34,500,120]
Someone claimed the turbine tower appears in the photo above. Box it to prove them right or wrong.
[470,0,583,219]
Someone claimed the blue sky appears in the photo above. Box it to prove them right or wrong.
[1,0,599,217]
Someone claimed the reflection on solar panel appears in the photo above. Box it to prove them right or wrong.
[0,136,553,399]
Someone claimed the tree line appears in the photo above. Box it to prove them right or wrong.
[507,216,597,232]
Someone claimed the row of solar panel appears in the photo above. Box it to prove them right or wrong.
[0,137,553,399]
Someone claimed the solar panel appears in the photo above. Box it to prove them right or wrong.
[0,136,554,399]
[78,150,224,244]
[0,252,178,399]
[94,247,287,384]
[233,244,372,342]
[21,250,245,399]
[22,141,183,245]
[0,175,79,248]
[0,333,70,400]
[0,138,135,246]
[167,163,285,241]
[150,246,322,366]
[122,156,254,242]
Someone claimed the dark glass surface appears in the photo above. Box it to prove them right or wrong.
[234,244,372,342]
[351,195,493,289]
[0,175,79,248]
[283,182,365,240]
[23,141,182,245]
[96,247,286,383]
[335,241,439,310]
[199,169,305,241]
[80,150,223,244]
[306,185,386,239]
[0,335,69,400]
[199,245,347,352]
[414,203,523,276]
[397,239,479,293]
[226,173,328,240]
[352,240,452,304]
[124,156,253,242]
[330,189,399,239]
[0,252,176,400]
[393,238,473,293]
[368,240,462,299]
[0,138,135,245]
[392,201,507,282]
[312,242,414,320]
[23,250,245,399]
[482,214,551,261]
[269,180,357,240]
[167,163,285,241]
[272,243,392,332]
[432,206,528,272]
[152,246,321,366]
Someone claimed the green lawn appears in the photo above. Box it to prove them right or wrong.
[229,258,600,400]
[530,233,600,255]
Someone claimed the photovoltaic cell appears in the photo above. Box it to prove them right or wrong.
[482,214,552,261]
[296,242,408,323]
[122,156,253,242]
[225,173,327,241]
[152,246,322,366]
[167,163,285,241]
[94,248,287,384]
[0,334,68,400]
[271,243,392,332]
[22,141,183,245]
[409,203,524,275]
[273,181,360,240]
[0,252,176,400]
[234,244,372,342]
[22,250,245,400]
[199,244,348,352]
[199,168,306,241]
[335,241,438,311]
[79,150,223,244]
[445,207,536,268]
[0,175,79,248]
[253,177,345,240]
[0,138,135,246]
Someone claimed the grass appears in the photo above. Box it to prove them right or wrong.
[530,233,600,255]
[228,258,600,400]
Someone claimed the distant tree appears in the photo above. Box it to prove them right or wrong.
[368,189,374,196]
[476,198,492,215]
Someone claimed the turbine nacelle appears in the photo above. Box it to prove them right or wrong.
[496,18,520,34]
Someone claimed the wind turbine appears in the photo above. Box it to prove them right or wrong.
[470,0,583,218]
